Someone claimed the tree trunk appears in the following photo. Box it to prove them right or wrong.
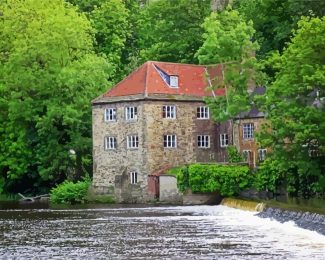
[74,152,83,181]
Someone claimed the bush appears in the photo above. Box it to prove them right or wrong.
[254,158,283,193]
[175,163,252,196]
[50,178,91,204]
[189,164,252,196]
[227,146,243,163]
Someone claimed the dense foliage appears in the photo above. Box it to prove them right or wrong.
[196,8,259,121]
[235,0,325,58]
[50,178,91,204]
[0,0,111,194]
[173,164,252,196]
[137,0,211,64]
[226,146,243,163]
[257,17,325,198]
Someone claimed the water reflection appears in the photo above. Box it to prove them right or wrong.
[0,205,324,259]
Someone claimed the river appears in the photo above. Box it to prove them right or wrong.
[0,204,324,259]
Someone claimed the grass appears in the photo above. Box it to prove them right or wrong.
[0,193,20,201]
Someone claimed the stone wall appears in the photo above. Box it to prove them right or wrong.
[92,101,152,203]
[183,190,221,205]
[144,100,220,175]
[92,98,228,203]
[233,117,267,167]
[215,120,233,162]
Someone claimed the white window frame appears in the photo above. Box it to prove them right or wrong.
[104,136,117,150]
[243,123,254,139]
[163,135,177,148]
[127,135,139,149]
[163,105,176,119]
[130,171,138,184]
[197,135,210,148]
[104,108,117,122]
[197,106,209,119]
[220,134,229,147]
[125,106,137,121]
[258,149,267,162]
[170,75,179,88]
[242,150,251,162]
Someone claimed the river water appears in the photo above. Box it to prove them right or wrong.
[0,205,324,259]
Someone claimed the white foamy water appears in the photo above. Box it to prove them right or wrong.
[0,205,324,259]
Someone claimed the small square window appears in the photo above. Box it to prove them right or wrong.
[197,135,210,148]
[104,108,117,122]
[197,106,209,119]
[162,105,176,119]
[163,135,177,148]
[258,149,267,162]
[220,134,229,147]
[127,135,139,149]
[170,76,178,88]
[104,136,117,150]
[130,171,138,184]
[243,123,254,139]
[125,106,137,121]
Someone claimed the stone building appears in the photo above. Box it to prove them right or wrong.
[91,61,232,203]
[233,87,268,167]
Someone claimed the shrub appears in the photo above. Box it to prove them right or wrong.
[254,158,283,193]
[50,178,91,204]
[188,164,252,196]
[174,163,252,196]
[227,145,243,163]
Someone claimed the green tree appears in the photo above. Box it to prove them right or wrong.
[0,0,111,194]
[196,8,259,121]
[66,0,106,12]
[90,0,130,69]
[235,0,325,57]
[259,17,325,197]
[68,0,140,81]
[137,0,211,64]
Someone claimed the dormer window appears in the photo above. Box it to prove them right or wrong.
[154,65,179,88]
[170,75,178,88]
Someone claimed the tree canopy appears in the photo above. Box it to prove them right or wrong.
[234,0,325,57]
[258,17,325,197]
[137,0,211,64]
[0,0,111,193]
[196,8,259,121]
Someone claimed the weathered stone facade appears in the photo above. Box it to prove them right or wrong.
[233,117,267,167]
[91,61,236,203]
[92,98,231,202]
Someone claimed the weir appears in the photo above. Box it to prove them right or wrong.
[257,207,325,236]
[221,197,265,212]
[221,197,325,236]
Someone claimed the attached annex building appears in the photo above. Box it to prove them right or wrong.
[91,61,232,203]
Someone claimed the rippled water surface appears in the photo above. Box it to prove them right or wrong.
[0,205,324,259]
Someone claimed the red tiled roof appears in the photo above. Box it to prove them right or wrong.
[103,61,225,98]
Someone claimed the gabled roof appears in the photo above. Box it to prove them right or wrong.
[93,61,225,104]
